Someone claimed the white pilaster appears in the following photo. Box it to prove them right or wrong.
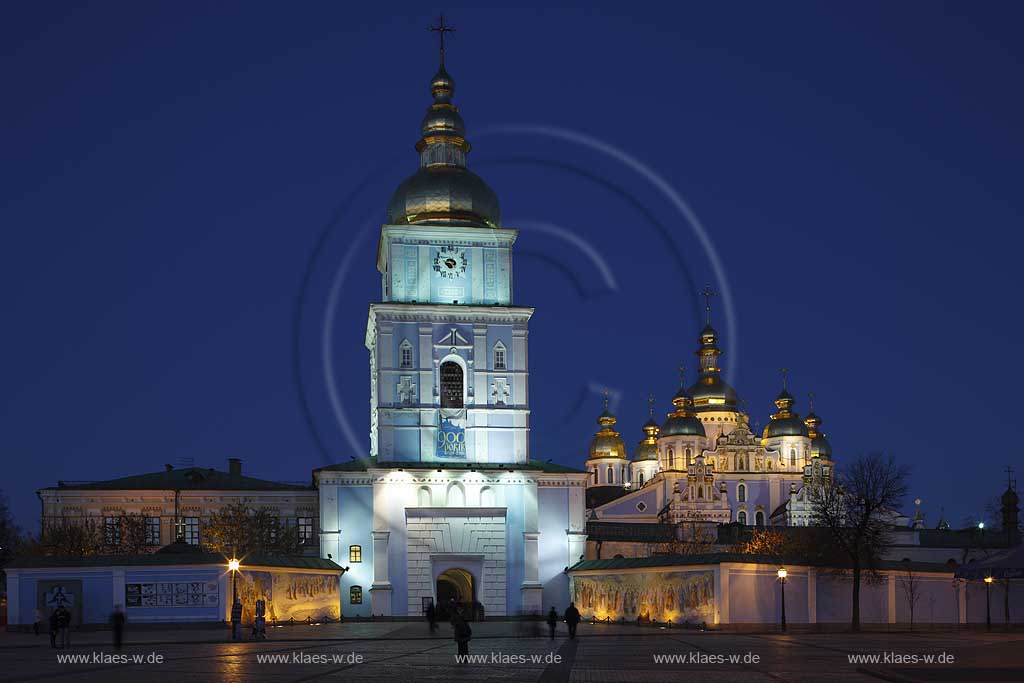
[370,530,393,615]
[6,569,20,625]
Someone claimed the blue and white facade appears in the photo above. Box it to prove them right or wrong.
[316,54,588,618]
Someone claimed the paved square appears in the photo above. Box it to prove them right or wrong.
[1,623,1022,682]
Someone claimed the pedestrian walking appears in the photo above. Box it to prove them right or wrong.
[452,608,472,657]
[110,605,126,650]
[546,607,558,640]
[426,601,438,632]
[55,606,71,649]
[48,609,58,648]
[565,602,581,639]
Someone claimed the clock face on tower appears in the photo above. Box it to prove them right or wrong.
[432,245,468,279]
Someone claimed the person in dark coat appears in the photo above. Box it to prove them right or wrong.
[426,602,438,632]
[564,602,581,639]
[546,607,559,640]
[55,606,71,648]
[110,605,126,650]
[452,608,472,657]
[48,609,59,648]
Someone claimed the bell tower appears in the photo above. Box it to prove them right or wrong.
[366,35,531,465]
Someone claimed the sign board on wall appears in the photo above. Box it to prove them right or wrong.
[124,582,218,608]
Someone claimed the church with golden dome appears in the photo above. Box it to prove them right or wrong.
[583,293,835,529]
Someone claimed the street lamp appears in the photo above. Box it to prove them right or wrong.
[228,557,241,639]
[984,576,994,632]
[777,568,787,633]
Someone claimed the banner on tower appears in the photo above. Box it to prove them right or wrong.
[436,410,467,458]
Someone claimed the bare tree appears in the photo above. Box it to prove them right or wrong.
[202,503,301,556]
[899,564,922,630]
[811,453,910,632]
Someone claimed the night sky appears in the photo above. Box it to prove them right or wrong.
[4,2,1022,532]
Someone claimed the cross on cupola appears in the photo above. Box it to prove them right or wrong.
[428,15,456,66]
[701,286,715,324]
[779,367,790,390]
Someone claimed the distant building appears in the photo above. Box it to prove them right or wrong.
[37,458,318,553]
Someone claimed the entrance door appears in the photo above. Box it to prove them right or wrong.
[436,568,475,620]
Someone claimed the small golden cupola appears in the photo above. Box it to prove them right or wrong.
[588,391,628,460]
[661,368,707,438]
[804,392,833,459]
[633,394,660,461]
[763,368,809,439]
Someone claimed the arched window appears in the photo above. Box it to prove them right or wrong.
[349,545,362,562]
[480,486,495,506]
[737,511,747,525]
[737,483,747,503]
[446,482,465,507]
[685,448,692,466]
[638,472,645,486]
[350,585,362,604]
[790,449,796,467]
[399,339,413,369]
[418,486,431,507]
[440,360,464,408]
[493,341,507,370]
[697,486,704,500]
[755,511,765,527]
[667,448,675,469]
[767,460,773,470]
[607,464,614,484]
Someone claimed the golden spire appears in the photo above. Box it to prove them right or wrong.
[589,390,626,459]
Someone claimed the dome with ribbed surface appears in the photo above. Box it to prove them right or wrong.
[386,62,501,229]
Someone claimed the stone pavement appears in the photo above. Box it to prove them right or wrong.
[1,622,1022,682]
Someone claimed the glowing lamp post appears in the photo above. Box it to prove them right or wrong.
[984,576,994,632]
[777,568,787,632]
[228,557,241,639]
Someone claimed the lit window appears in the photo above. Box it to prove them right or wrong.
[297,517,314,545]
[145,517,161,545]
[350,586,362,604]
[177,517,200,546]
[349,545,362,563]
[104,516,121,546]
[790,449,796,467]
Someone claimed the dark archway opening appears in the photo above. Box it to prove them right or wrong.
[436,568,478,620]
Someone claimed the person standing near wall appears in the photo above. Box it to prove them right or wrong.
[546,607,559,640]
[452,607,472,658]
[48,609,58,648]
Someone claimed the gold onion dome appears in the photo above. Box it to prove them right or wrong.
[634,397,660,461]
[386,57,501,229]
[804,394,832,458]
[588,395,627,459]
[764,377,809,438]
[661,371,706,437]
[689,290,739,412]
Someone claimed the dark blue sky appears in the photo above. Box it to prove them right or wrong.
[4,2,1022,531]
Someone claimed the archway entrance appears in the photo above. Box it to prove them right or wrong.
[436,568,475,620]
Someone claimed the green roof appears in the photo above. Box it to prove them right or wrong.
[6,550,342,571]
[43,467,312,492]
[568,553,954,574]
[315,457,586,475]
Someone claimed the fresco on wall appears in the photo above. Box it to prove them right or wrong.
[236,571,339,623]
[571,571,714,623]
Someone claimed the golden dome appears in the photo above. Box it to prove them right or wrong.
[588,397,627,460]
[385,60,501,229]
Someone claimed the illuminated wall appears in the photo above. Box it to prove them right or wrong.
[571,570,715,623]
[235,570,340,623]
